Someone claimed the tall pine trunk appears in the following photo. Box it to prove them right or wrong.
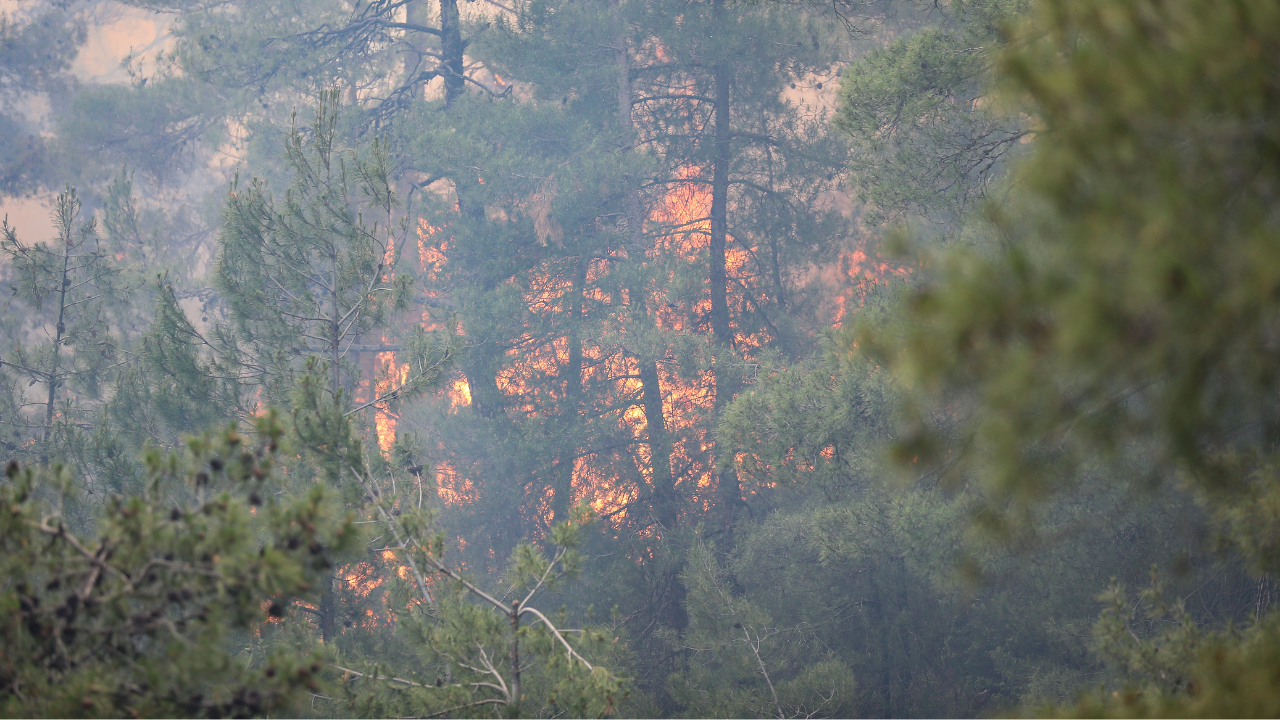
[440,0,466,107]
[709,0,742,546]
[552,258,587,523]
[404,0,432,100]
[41,211,74,463]
[610,0,677,529]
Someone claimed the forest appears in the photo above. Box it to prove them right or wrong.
[2,0,1279,717]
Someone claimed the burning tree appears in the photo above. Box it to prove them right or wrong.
[390,0,854,638]
[214,89,456,641]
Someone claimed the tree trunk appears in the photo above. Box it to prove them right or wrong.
[41,220,73,462]
[553,257,588,523]
[640,358,676,527]
[509,603,522,714]
[610,0,677,527]
[404,0,433,100]
[708,0,733,349]
[461,340,503,418]
[331,253,341,397]
[709,0,742,546]
[440,0,466,107]
[322,250,342,643]
[319,574,337,642]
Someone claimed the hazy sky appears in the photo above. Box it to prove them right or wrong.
[1,1,168,242]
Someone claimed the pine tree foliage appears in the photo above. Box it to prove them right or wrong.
[869,0,1280,552]
[0,1,86,193]
[332,493,626,718]
[716,337,1237,715]
[835,0,1031,230]
[14,0,1280,716]
[662,538,859,718]
[853,0,1280,714]
[0,418,359,718]
[0,187,126,467]
[89,283,237,498]
[1031,573,1280,718]
[216,89,424,414]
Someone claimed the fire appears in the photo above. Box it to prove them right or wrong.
[417,221,449,281]
[448,378,471,408]
[373,350,408,452]
[379,548,414,582]
[369,225,418,453]
[660,365,716,490]
[832,247,912,327]
[531,483,556,533]
[254,599,284,637]
[641,165,772,505]
[402,148,807,538]
[573,454,639,519]
[417,221,452,333]
[436,460,478,506]
[340,561,384,598]
[368,220,468,453]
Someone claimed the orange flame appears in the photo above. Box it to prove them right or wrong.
[436,460,478,506]
[373,350,408,452]
[404,157,794,536]
[832,247,913,327]
[448,378,472,408]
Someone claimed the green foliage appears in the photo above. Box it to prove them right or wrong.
[89,281,234,497]
[841,0,1280,715]
[867,0,1280,540]
[216,89,415,409]
[0,418,358,717]
[330,497,627,717]
[721,338,897,494]
[0,3,84,193]
[134,283,229,434]
[36,0,1280,716]
[1034,577,1280,718]
[718,314,1268,714]
[0,186,127,464]
[663,537,859,718]
[390,11,859,681]
[835,0,1030,230]
[97,169,214,298]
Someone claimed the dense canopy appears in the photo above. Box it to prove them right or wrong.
[2,0,1279,717]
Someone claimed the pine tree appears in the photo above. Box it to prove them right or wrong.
[834,0,1031,233]
[331,491,627,717]
[215,88,453,641]
[663,538,859,718]
[856,0,1280,714]
[0,187,126,469]
[0,419,359,717]
[216,88,435,418]
[375,3,861,709]
[615,0,853,543]
[0,1,85,194]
